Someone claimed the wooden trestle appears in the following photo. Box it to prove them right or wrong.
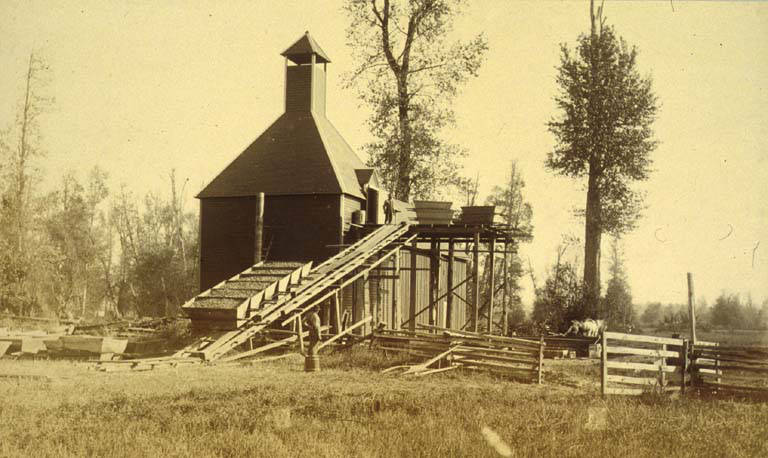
[94,221,530,371]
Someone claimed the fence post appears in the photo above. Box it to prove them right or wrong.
[681,339,689,395]
[600,330,607,397]
[538,335,544,385]
[687,273,696,345]
[660,343,667,392]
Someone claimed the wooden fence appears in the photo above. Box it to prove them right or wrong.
[600,331,688,396]
[373,327,545,383]
[601,331,768,398]
[691,342,768,399]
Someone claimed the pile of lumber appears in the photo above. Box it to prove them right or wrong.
[373,325,545,383]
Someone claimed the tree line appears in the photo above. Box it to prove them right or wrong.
[0,54,198,320]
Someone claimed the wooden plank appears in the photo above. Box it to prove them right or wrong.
[472,231,480,332]
[695,363,768,374]
[453,351,536,367]
[446,241,454,329]
[608,345,680,358]
[409,241,417,333]
[699,381,768,393]
[317,316,372,351]
[601,330,608,396]
[607,374,659,386]
[393,248,401,330]
[607,360,679,373]
[605,331,684,346]
[458,358,536,372]
[538,335,544,384]
[487,238,495,334]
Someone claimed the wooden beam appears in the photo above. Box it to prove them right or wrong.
[392,248,401,330]
[473,231,480,332]
[446,241,454,329]
[429,240,439,329]
[254,192,264,263]
[601,330,608,397]
[317,316,372,351]
[502,241,508,336]
[687,272,697,345]
[409,240,417,332]
[332,291,341,335]
[487,238,495,334]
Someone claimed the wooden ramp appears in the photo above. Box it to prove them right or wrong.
[95,222,412,370]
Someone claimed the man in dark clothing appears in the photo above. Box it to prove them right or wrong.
[383,195,393,224]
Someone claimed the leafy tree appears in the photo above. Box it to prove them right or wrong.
[43,167,110,318]
[484,161,533,333]
[0,53,53,315]
[344,0,487,200]
[710,293,744,330]
[531,247,584,333]
[602,236,633,329]
[109,172,198,317]
[546,1,658,315]
[640,302,662,327]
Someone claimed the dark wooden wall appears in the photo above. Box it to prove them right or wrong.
[199,197,257,291]
[262,194,342,264]
[199,193,343,292]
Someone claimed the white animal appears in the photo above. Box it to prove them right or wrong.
[564,319,606,338]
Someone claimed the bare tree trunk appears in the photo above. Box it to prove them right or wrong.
[584,173,602,317]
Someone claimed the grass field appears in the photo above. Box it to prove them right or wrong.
[1,348,767,458]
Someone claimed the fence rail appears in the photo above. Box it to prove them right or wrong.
[601,330,768,399]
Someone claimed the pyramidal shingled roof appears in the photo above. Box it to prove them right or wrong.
[197,112,365,199]
[281,31,331,64]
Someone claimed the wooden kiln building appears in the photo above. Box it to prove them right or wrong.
[197,33,378,291]
[195,33,469,331]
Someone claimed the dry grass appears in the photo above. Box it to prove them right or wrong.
[1,350,767,458]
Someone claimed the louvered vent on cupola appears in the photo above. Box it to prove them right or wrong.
[282,31,331,114]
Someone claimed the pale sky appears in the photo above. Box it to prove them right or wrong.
[1,1,766,308]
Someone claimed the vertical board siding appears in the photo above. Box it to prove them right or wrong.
[262,194,342,264]
[368,246,468,330]
[341,195,364,235]
[285,65,312,112]
[199,197,256,291]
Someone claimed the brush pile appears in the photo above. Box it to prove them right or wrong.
[372,325,545,383]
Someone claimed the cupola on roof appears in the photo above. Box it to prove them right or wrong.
[197,32,368,200]
[281,31,331,64]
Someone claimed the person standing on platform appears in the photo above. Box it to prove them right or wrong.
[383,195,394,224]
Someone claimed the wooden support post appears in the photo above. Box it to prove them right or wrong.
[473,232,480,333]
[360,272,370,335]
[660,343,667,390]
[538,335,544,385]
[254,192,264,263]
[409,243,418,333]
[487,238,495,334]
[681,339,689,394]
[392,249,401,330]
[297,315,305,355]
[429,240,439,329]
[600,330,608,397]
[446,241,455,329]
[332,291,341,335]
[502,241,508,336]
[687,272,696,344]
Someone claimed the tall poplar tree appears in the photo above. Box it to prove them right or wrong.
[547,1,658,315]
